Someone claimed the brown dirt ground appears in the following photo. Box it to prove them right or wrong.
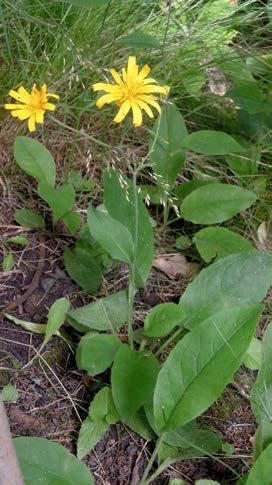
[0,152,261,484]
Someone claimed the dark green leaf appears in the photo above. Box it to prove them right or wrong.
[44,298,69,346]
[14,209,45,228]
[181,183,257,224]
[14,136,56,186]
[173,179,217,204]
[118,30,160,49]
[14,437,93,484]
[77,418,109,460]
[123,408,154,440]
[88,204,133,264]
[38,182,75,223]
[76,333,122,376]
[154,305,263,431]
[227,84,272,114]
[62,211,81,233]
[112,344,160,420]
[64,247,102,294]
[181,130,246,155]
[150,102,187,190]
[144,303,185,338]
[193,227,253,263]
[179,251,272,330]
[68,290,128,333]
[175,236,191,250]
[225,145,260,177]
[251,322,272,422]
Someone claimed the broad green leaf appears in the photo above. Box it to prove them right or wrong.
[179,251,272,330]
[225,145,260,177]
[112,344,160,421]
[14,209,45,228]
[68,290,128,333]
[4,313,54,335]
[253,420,272,462]
[154,305,263,431]
[144,303,185,338]
[123,408,154,440]
[227,84,272,114]
[118,30,160,49]
[0,383,19,402]
[14,136,56,186]
[88,204,133,264]
[76,333,121,376]
[193,227,253,262]
[38,182,75,224]
[64,247,102,294]
[2,251,14,271]
[175,236,191,250]
[163,422,222,452]
[150,102,187,190]
[104,169,154,286]
[6,235,29,246]
[66,0,109,6]
[181,130,246,155]
[77,418,109,460]
[251,322,272,422]
[44,297,69,346]
[89,387,118,424]
[62,211,81,233]
[243,337,262,371]
[174,179,217,204]
[246,443,272,484]
[181,183,257,224]
[14,437,93,485]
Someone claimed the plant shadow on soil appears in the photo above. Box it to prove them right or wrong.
[0,193,258,484]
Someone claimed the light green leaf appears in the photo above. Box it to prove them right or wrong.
[163,422,222,452]
[2,251,14,271]
[68,290,128,333]
[179,251,272,330]
[144,303,185,338]
[222,443,234,456]
[243,337,262,370]
[170,480,186,485]
[6,235,29,246]
[225,145,260,177]
[89,387,118,424]
[174,179,217,204]
[14,209,45,228]
[181,183,257,224]
[193,227,253,262]
[38,182,75,224]
[14,437,93,485]
[112,344,160,421]
[44,298,69,346]
[196,481,221,485]
[118,30,160,49]
[64,246,102,294]
[76,333,121,376]
[62,211,81,233]
[246,443,272,485]
[4,313,53,335]
[181,130,246,155]
[14,136,56,186]
[154,305,263,431]
[150,102,187,190]
[104,169,154,286]
[88,204,133,264]
[251,322,272,422]
[77,418,109,460]
[0,383,19,402]
[253,420,272,462]
[123,408,154,440]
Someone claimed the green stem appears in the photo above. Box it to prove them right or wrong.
[155,327,185,358]
[139,434,164,485]
[141,458,173,485]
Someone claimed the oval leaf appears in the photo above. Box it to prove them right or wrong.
[14,437,93,485]
[44,297,70,346]
[144,303,185,338]
[38,182,75,223]
[14,209,45,228]
[14,136,56,186]
[193,227,253,262]
[76,333,121,376]
[247,443,272,485]
[64,247,102,294]
[181,130,246,155]
[112,344,160,421]
[153,305,263,431]
[181,183,257,224]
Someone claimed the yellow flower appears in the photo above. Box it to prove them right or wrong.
[5,83,59,132]
[92,56,169,127]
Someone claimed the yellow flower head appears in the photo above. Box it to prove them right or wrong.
[5,83,59,132]
[92,56,169,127]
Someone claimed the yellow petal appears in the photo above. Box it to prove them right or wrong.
[122,67,127,82]
[140,85,167,95]
[47,92,60,100]
[131,102,142,127]
[113,100,131,124]
[42,83,47,93]
[28,114,36,132]
[135,99,154,118]
[44,102,56,111]
[138,95,161,113]
[110,69,123,86]
[92,82,120,94]
[127,56,138,78]
[138,64,150,81]
[8,89,26,104]
[5,103,26,110]
[18,86,32,103]
[10,109,32,120]
[36,109,45,123]
[96,93,120,108]
[143,78,158,85]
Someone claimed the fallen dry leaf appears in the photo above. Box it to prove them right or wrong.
[153,253,200,279]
